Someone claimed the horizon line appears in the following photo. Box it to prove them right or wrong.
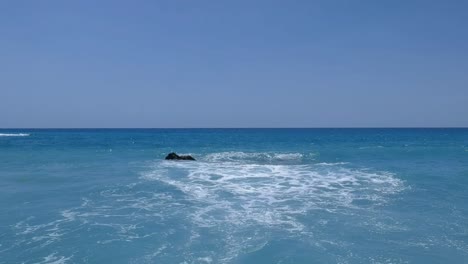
[1,127,468,130]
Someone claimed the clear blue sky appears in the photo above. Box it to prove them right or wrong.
[1,0,467,128]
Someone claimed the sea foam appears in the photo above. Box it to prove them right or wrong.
[0,133,30,137]
[143,159,404,230]
[138,154,405,261]
[203,151,305,163]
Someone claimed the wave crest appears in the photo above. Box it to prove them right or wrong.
[0,133,30,137]
[203,151,304,163]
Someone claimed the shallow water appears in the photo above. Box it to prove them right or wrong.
[1,129,467,263]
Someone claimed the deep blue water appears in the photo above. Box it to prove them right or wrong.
[1,129,467,264]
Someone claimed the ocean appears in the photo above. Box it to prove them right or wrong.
[1,129,467,263]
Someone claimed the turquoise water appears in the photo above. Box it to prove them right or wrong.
[1,129,467,263]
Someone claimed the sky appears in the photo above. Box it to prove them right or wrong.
[1,0,467,128]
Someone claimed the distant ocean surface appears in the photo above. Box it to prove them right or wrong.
[1,129,467,264]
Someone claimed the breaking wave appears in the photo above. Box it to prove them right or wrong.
[203,151,306,163]
[0,133,30,137]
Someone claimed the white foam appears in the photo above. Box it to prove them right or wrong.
[40,253,72,264]
[273,153,304,160]
[203,151,304,163]
[197,257,213,263]
[0,133,30,137]
[142,160,405,234]
[315,162,349,166]
[358,146,384,149]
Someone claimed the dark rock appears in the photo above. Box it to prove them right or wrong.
[165,152,195,161]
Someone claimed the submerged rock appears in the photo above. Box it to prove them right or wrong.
[165,152,196,161]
